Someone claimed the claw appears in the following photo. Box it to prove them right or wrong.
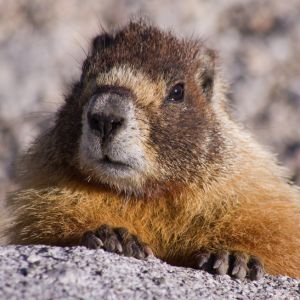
[248,256,264,280]
[231,264,240,275]
[81,231,103,249]
[81,225,150,260]
[144,245,154,257]
[192,250,264,280]
[213,259,223,269]
[195,251,210,268]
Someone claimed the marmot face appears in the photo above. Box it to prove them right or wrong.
[59,22,226,195]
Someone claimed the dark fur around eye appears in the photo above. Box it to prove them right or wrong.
[166,83,185,103]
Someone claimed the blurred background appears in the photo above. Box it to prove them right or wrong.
[1,0,300,204]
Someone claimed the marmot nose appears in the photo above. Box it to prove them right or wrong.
[88,112,124,142]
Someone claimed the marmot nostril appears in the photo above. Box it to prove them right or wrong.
[88,112,124,142]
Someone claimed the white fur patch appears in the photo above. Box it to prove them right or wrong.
[96,65,166,108]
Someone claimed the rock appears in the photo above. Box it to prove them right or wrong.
[0,245,299,299]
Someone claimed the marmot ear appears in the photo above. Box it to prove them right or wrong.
[195,47,216,100]
[91,33,114,53]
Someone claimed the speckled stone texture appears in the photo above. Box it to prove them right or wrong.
[0,246,299,299]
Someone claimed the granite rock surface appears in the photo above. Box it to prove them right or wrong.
[0,245,299,300]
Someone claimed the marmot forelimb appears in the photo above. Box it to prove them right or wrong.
[4,21,300,280]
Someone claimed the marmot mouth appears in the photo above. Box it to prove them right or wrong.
[99,155,131,169]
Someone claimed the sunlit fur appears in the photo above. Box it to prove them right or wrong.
[3,21,300,278]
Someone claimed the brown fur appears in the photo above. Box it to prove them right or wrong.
[4,21,300,278]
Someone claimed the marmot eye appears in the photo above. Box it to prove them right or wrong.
[166,83,185,103]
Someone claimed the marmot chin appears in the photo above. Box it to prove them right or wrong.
[4,21,300,280]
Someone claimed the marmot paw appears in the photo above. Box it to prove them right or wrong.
[81,224,153,259]
[192,250,264,280]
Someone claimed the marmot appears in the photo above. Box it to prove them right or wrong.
[4,21,300,280]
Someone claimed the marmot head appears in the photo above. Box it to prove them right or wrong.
[52,21,229,196]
